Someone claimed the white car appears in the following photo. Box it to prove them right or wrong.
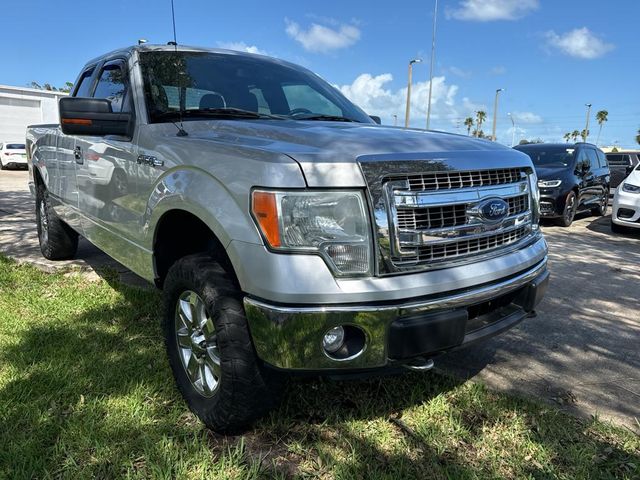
[0,142,28,169]
[611,164,640,233]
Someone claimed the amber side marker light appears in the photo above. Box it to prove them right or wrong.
[252,191,281,248]
[61,118,92,125]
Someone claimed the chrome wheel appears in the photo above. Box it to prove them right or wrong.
[38,199,49,245]
[175,290,221,397]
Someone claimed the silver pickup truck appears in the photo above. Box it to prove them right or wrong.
[26,44,548,433]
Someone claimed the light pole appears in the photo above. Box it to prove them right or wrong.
[425,0,438,130]
[491,88,504,141]
[393,114,398,127]
[583,103,592,142]
[508,112,516,147]
[404,59,422,128]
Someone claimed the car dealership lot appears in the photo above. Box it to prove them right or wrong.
[1,168,639,431]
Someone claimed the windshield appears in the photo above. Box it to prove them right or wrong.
[139,51,372,124]
[7,144,25,150]
[516,146,575,168]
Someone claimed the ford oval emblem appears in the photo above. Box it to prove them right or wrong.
[478,198,509,223]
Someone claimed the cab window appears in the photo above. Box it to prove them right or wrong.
[92,61,128,113]
[73,69,94,98]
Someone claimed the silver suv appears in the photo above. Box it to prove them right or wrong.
[27,45,549,432]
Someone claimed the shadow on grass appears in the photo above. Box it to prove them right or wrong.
[0,265,638,478]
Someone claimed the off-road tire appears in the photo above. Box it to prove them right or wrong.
[163,254,283,434]
[36,184,79,260]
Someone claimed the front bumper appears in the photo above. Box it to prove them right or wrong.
[244,258,549,371]
[538,188,568,217]
[612,189,640,228]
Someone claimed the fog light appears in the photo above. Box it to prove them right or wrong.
[322,326,345,354]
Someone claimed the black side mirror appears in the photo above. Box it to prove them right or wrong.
[369,115,381,125]
[59,97,132,137]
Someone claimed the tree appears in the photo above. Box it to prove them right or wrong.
[473,129,486,139]
[595,110,608,145]
[636,128,640,146]
[563,132,572,143]
[475,111,487,137]
[464,117,474,136]
[29,81,73,92]
[571,130,580,142]
[581,129,590,142]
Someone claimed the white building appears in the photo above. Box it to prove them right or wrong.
[0,85,67,144]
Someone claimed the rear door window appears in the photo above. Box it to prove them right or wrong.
[92,61,128,113]
[596,150,608,169]
[586,149,599,170]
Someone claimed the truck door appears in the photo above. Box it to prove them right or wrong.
[74,59,140,255]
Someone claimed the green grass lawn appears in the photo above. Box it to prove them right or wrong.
[0,255,638,479]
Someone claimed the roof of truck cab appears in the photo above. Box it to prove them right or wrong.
[82,44,296,69]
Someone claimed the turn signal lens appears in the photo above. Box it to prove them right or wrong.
[251,191,281,247]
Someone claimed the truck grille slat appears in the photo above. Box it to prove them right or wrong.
[406,168,523,192]
[398,226,530,264]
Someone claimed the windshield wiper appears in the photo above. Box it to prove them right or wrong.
[291,113,358,123]
[154,108,284,121]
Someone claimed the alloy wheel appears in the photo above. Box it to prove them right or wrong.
[174,290,221,397]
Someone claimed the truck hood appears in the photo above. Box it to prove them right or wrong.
[188,120,533,187]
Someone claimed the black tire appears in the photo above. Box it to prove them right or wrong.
[611,220,627,234]
[35,184,79,260]
[556,191,577,227]
[163,254,283,434]
[0,159,4,170]
[591,192,608,216]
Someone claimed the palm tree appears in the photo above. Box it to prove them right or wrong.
[464,117,474,136]
[581,129,589,142]
[636,128,640,146]
[475,111,487,137]
[571,130,580,142]
[595,110,608,145]
[563,132,572,143]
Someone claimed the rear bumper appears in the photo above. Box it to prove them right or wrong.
[244,258,549,371]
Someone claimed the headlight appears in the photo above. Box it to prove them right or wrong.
[528,172,540,230]
[537,179,562,188]
[251,190,372,276]
[622,183,640,193]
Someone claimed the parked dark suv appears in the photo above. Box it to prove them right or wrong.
[606,151,640,191]
[514,143,610,227]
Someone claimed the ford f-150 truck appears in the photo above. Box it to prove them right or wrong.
[26,44,548,433]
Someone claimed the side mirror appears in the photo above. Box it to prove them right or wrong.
[59,97,132,137]
[369,115,381,125]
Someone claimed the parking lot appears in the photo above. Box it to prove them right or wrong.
[1,168,639,432]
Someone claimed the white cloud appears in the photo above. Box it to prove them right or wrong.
[216,42,266,55]
[285,18,360,53]
[490,66,507,75]
[447,0,538,21]
[545,27,614,59]
[512,111,543,124]
[336,73,459,127]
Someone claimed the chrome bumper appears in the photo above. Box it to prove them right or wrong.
[244,257,549,371]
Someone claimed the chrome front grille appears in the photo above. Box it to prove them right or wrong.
[405,168,524,192]
[385,168,534,271]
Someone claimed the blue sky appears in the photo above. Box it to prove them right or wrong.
[2,0,638,147]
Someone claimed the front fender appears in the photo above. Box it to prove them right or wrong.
[143,167,264,251]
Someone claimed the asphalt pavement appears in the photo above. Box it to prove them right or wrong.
[1,168,639,432]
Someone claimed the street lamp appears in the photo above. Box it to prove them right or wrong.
[507,112,516,147]
[404,58,422,128]
[491,88,504,141]
[583,103,592,142]
[425,0,439,130]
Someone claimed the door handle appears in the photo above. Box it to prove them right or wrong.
[74,146,83,164]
